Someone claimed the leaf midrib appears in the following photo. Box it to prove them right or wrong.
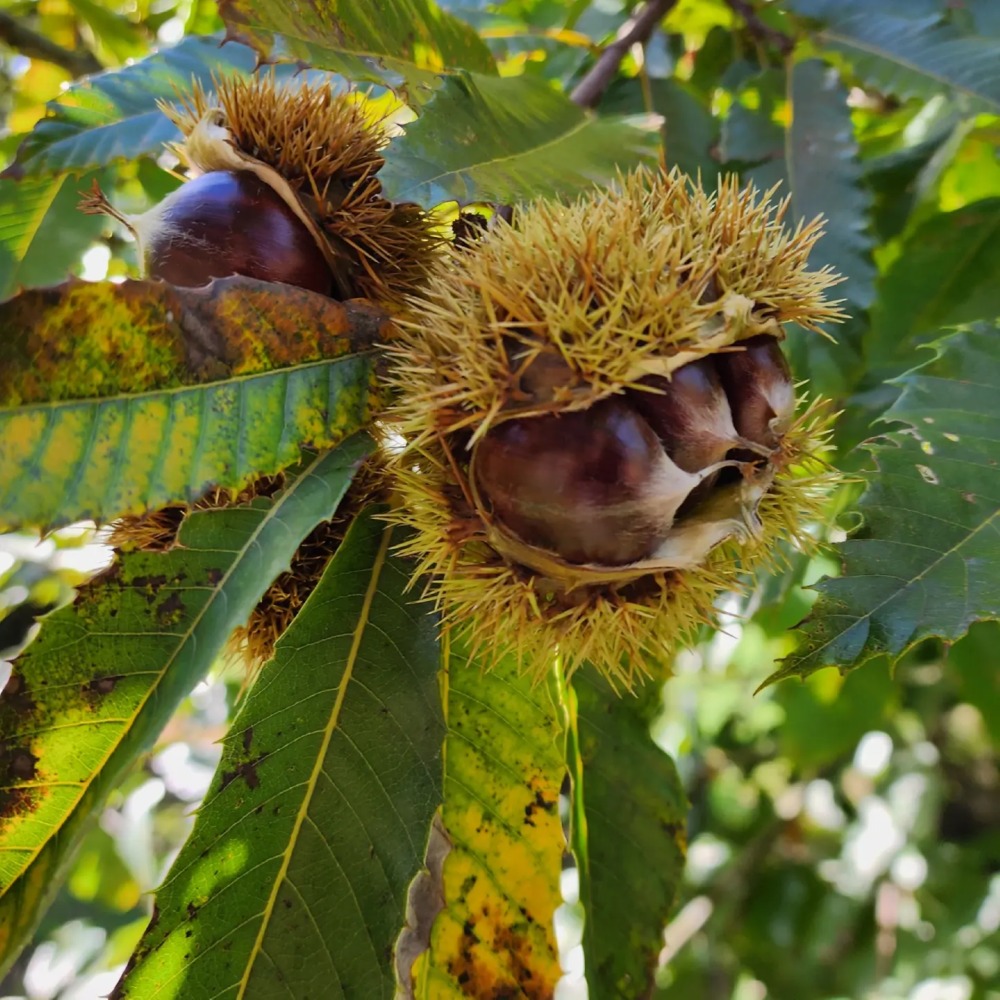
[0,450,335,901]
[0,352,371,412]
[819,25,1000,111]
[235,524,394,996]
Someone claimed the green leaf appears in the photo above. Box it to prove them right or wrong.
[600,77,719,179]
[0,438,371,979]
[3,36,258,179]
[782,59,873,395]
[719,67,784,168]
[722,63,873,393]
[410,641,564,997]
[380,72,660,207]
[0,278,386,530]
[868,200,1000,366]
[114,509,443,1000]
[217,0,494,104]
[791,0,1000,113]
[0,172,107,302]
[569,670,686,1000]
[786,60,875,312]
[770,324,1000,685]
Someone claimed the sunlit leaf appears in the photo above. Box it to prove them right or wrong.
[114,509,443,999]
[868,199,1000,366]
[381,72,660,206]
[0,278,388,530]
[771,324,1000,684]
[0,438,371,978]
[792,0,1000,113]
[3,36,258,179]
[218,0,494,104]
[569,670,686,999]
[0,172,107,302]
[410,641,564,997]
[786,60,875,312]
[600,77,718,179]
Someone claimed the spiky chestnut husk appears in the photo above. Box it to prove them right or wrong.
[85,75,441,303]
[383,168,845,687]
[110,456,386,681]
[164,76,441,304]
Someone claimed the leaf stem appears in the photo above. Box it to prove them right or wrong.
[724,0,794,56]
[569,0,678,109]
[0,11,102,78]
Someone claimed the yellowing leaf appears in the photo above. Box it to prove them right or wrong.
[0,278,389,529]
[411,641,565,998]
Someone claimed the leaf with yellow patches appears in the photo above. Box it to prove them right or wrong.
[113,509,443,1000]
[410,641,565,999]
[0,277,389,530]
[0,437,371,980]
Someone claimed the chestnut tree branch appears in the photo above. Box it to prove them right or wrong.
[724,0,794,55]
[569,0,678,109]
[0,11,103,78]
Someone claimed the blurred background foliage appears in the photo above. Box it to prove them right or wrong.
[0,0,997,998]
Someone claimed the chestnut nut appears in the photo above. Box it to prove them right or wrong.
[472,339,796,568]
[143,170,332,293]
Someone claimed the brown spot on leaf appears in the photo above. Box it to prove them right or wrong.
[523,788,556,827]
[219,755,262,792]
[242,726,254,752]
[447,906,555,999]
[82,674,125,698]
[0,743,38,782]
[1,671,36,716]
[0,784,39,829]
[155,591,186,626]
[130,574,168,596]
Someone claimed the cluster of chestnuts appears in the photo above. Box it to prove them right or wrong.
[474,337,793,568]
[386,169,844,684]
[85,77,842,686]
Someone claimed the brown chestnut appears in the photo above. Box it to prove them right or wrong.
[715,336,795,450]
[81,171,332,293]
[142,171,332,293]
[627,359,742,473]
[473,399,705,566]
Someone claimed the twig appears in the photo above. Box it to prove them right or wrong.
[724,0,794,56]
[0,11,102,78]
[569,0,677,109]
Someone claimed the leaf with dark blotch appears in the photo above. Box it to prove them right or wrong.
[569,669,687,1000]
[0,438,371,979]
[0,173,108,303]
[218,0,494,104]
[867,199,1000,367]
[0,277,389,530]
[2,36,258,180]
[114,509,443,999]
[769,324,1000,685]
[791,0,1000,113]
[380,72,660,207]
[410,639,564,998]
